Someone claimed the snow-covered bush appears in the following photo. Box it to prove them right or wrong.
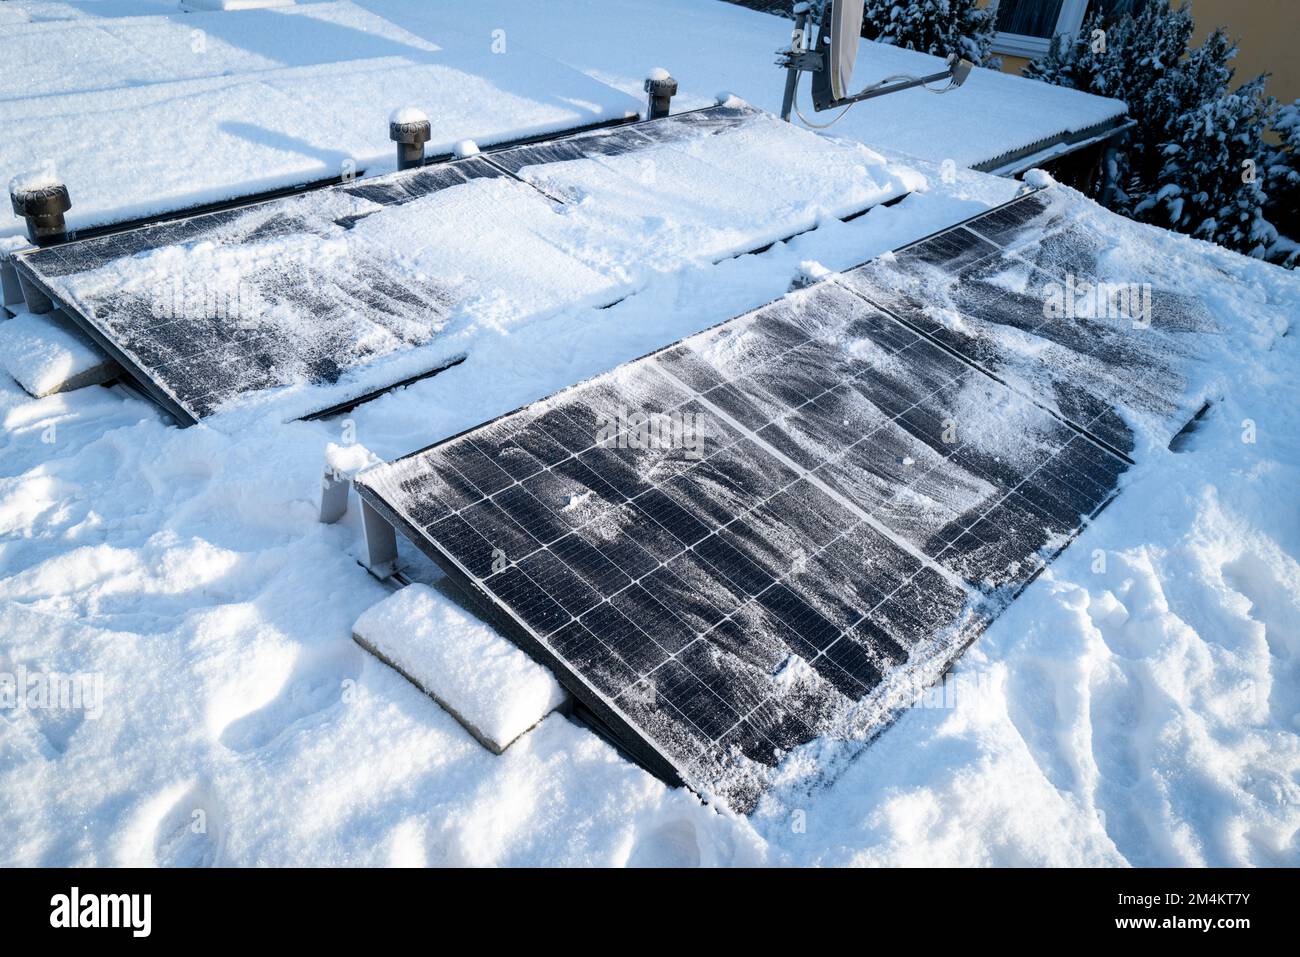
[1136,70,1276,258]
[858,0,1000,67]
[1020,31,1076,88]
[1026,2,1286,262]
[1026,2,1196,209]
[1264,100,1300,266]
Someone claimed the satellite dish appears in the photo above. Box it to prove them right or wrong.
[827,0,865,100]
[778,0,971,122]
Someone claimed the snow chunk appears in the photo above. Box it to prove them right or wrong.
[0,311,117,397]
[562,490,595,512]
[324,441,379,478]
[796,259,832,283]
[1022,169,1056,189]
[772,654,816,692]
[352,584,567,753]
[453,139,480,158]
[923,304,969,333]
[8,170,62,196]
[389,106,429,127]
[647,67,672,82]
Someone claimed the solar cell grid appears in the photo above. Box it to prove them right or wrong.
[12,155,510,423]
[391,349,965,651]
[356,196,1144,810]
[839,189,1219,456]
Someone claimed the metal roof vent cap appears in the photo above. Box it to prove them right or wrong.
[644,69,678,120]
[10,178,71,246]
[389,107,432,171]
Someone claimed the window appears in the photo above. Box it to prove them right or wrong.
[992,0,1091,58]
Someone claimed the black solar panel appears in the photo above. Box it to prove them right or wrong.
[356,191,1141,811]
[14,102,896,427]
[12,156,508,424]
[840,190,1220,455]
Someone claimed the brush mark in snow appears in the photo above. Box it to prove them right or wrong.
[839,189,1223,456]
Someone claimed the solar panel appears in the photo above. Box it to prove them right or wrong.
[11,157,509,424]
[14,103,910,426]
[840,190,1220,455]
[356,191,1138,811]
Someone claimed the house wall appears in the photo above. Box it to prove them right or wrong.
[1189,0,1298,103]
[999,52,1032,75]
[982,0,1298,104]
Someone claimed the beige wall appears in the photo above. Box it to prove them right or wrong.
[1000,53,1031,75]
[983,0,1299,104]
[1188,0,1299,104]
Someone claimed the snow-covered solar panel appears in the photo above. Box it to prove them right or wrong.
[13,103,915,425]
[12,156,508,424]
[840,189,1221,455]
[355,190,1148,812]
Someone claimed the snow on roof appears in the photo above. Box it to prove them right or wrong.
[391,0,1127,169]
[0,1,640,237]
[2,166,1295,862]
[843,43,1127,169]
[0,1,443,101]
[3,135,1297,863]
[0,0,1127,239]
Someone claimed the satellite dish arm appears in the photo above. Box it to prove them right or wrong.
[824,56,972,110]
[777,1,973,122]
[779,3,818,123]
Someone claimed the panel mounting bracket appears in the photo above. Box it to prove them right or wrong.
[319,466,351,525]
[360,498,398,579]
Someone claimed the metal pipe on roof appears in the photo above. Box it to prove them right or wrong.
[644,70,678,120]
[10,181,71,247]
[390,110,432,172]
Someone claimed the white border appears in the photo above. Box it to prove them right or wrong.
[992,0,1090,59]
